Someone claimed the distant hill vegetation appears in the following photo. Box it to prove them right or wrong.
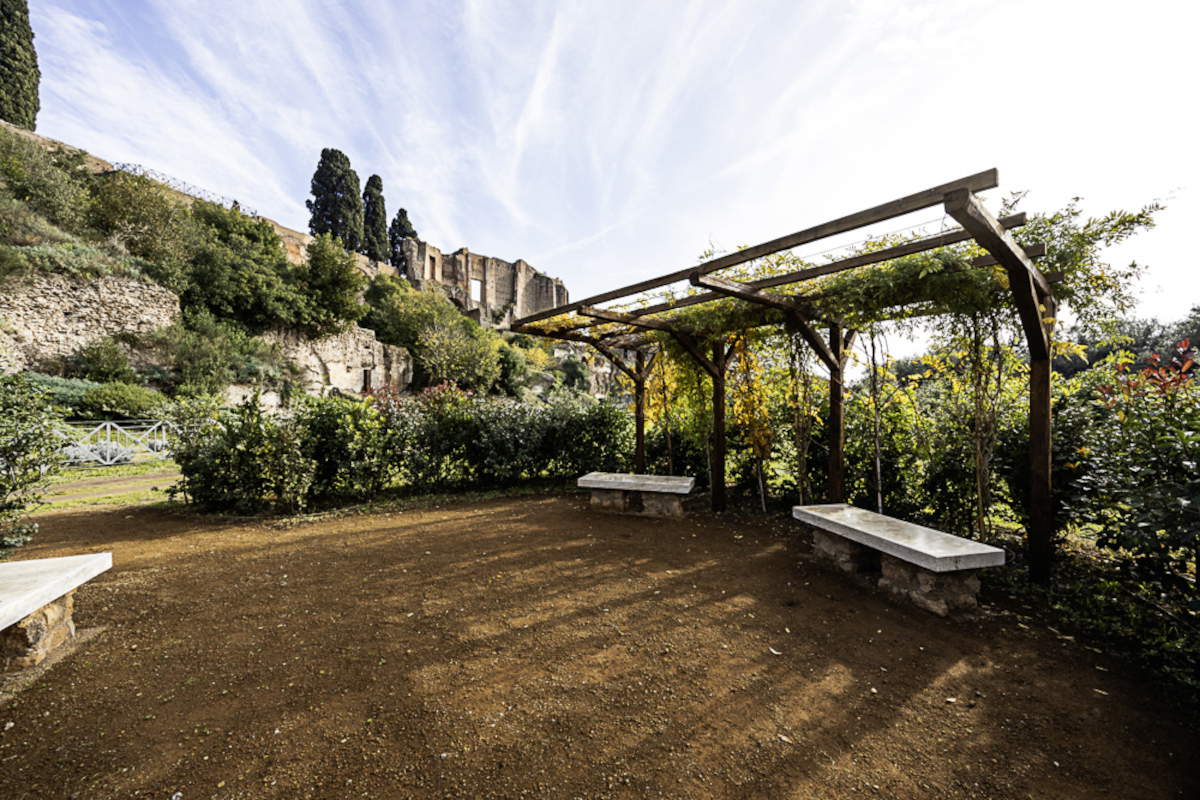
[0,125,588,408]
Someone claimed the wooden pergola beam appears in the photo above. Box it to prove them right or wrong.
[622,215,1034,320]
[512,169,1001,327]
[945,189,1051,360]
[692,273,839,371]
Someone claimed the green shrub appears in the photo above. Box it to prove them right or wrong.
[557,357,589,391]
[416,319,500,392]
[79,381,167,419]
[0,193,76,247]
[139,310,295,397]
[23,371,100,413]
[66,337,136,383]
[295,394,392,501]
[0,374,63,553]
[182,201,304,331]
[373,384,631,490]
[88,171,195,282]
[296,232,366,337]
[0,129,92,232]
[171,398,314,514]
[1066,346,1200,591]
[496,343,528,396]
[363,276,500,391]
[542,390,632,476]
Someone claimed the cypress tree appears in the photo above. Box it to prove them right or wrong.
[361,174,388,262]
[0,0,41,130]
[305,148,364,252]
[387,208,418,273]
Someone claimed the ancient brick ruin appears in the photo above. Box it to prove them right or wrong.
[400,239,569,328]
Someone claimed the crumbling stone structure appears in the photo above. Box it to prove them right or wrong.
[400,239,568,328]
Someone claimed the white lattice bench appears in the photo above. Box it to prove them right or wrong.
[578,472,695,518]
[1,553,112,671]
[793,504,1004,616]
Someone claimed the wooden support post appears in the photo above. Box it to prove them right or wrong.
[1028,297,1055,583]
[827,323,847,502]
[634,350,647,473]
[710,341,727,513]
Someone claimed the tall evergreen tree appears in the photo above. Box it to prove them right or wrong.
[0,0,40,130]
[361,174,388,263]
[305,148,364,252]
[387,208,418,274]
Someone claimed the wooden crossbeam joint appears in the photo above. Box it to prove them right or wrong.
[944,189,1051,360]
[691,272,839,371]
[691,272,807,313]
[672,331,721,378]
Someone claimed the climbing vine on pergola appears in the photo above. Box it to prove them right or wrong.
[512,170,1057,582]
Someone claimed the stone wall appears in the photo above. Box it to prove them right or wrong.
[263,326,412,397]
[399,239,568,328]
[0,274,180,373]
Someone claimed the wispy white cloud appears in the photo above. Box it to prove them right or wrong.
[29,0,1200,321]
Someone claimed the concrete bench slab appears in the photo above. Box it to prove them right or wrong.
[578,473,695,494]
[792,504,1004,572]
[578,473,695,517]
[792,504,1004,617]
[1,552,111,670]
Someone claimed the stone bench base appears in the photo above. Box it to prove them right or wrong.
[2,590,77,671]
[809,528,981,617]
[589,489,685,518]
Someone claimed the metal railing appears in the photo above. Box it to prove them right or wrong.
[111,162,258,217]
[59,420,174,467]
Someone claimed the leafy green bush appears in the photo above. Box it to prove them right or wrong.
[78,381,167,419]
[171,398,314,514]
[295,394,392,500]
[24,372,100,414]
[88,171,195,284]
[0,129,92,232]
[297,233,366,337]
[0,374,63,553]
[374,384,631,490]
[0,193,76,247]
[66,337,136,383]
[182,201,305,331]
[542,390,632,476]
[416,318,501,392]
[363,275,501,391]
[138,310,296,397]
[496,342,527,396]
[169,383,634,512]
[1066,345,1200,592]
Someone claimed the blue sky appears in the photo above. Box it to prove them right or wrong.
[28,0,1199,323]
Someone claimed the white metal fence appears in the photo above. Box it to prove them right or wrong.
[60,420,174,466]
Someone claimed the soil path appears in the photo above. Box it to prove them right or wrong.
[0,496,1193,799]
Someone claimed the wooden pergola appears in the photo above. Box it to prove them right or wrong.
[511,170,1056,581]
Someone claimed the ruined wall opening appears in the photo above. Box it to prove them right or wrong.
[470,278,483,303]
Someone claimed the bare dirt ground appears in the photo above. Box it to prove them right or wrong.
[0,494,1194,799]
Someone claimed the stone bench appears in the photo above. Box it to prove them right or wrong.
[792,504,1004,617]
[1,553,112,671]
[578,472,695,518]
